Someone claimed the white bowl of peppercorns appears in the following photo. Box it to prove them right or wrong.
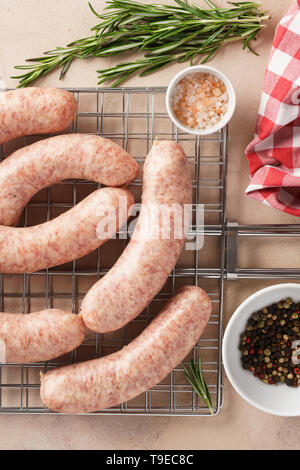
[223,283,300,416]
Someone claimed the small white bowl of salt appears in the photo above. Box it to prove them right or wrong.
[166,65,236,135]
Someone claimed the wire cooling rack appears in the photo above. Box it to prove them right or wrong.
[0,87,227,415]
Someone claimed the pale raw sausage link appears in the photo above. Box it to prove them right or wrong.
[0,309,85,364]
[80,140,192,333]
[40,286,212,413]
[0,134,139,226]
[0,88,77,144]
[0,187,134,273]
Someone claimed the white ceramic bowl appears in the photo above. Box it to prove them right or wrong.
[166,65,236,136]
[223,283,300,416]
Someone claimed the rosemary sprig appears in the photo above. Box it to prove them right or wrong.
[182,358,214,415]
[12,0,269,88]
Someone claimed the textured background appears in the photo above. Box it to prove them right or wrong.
[1,0,299,450]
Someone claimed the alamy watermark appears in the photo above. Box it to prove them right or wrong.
[95,197,205,251]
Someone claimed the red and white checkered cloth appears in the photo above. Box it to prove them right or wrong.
[245,0,300,216]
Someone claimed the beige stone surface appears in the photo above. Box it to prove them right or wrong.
[0,0,299,450]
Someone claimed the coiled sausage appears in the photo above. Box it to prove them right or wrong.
[80,140,192,333]
[0,88,77,145]
[0,187,134,273]
[40,286,212,413]
[0,134,139,226]
[0,309,85,364]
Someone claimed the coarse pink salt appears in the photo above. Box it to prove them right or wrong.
[171,72,228,131]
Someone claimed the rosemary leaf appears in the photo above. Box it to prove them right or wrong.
[12,0,269,88]
[182,358,214,415]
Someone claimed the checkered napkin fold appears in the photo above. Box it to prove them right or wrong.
[245,0,300,216]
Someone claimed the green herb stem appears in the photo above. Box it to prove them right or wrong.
[12,0,269,88]
[182,358,214,415]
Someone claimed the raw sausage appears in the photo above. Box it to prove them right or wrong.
[40,286,212,413]
[80,140,192,333]
[0,309,85,364]
[0,88,77,145]
[81,140,192,333]
[0,134,139,226]
[0,187,134,273]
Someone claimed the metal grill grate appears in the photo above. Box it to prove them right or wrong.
[0,87,227,415]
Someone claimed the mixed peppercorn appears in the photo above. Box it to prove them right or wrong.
[239,298,300,387]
